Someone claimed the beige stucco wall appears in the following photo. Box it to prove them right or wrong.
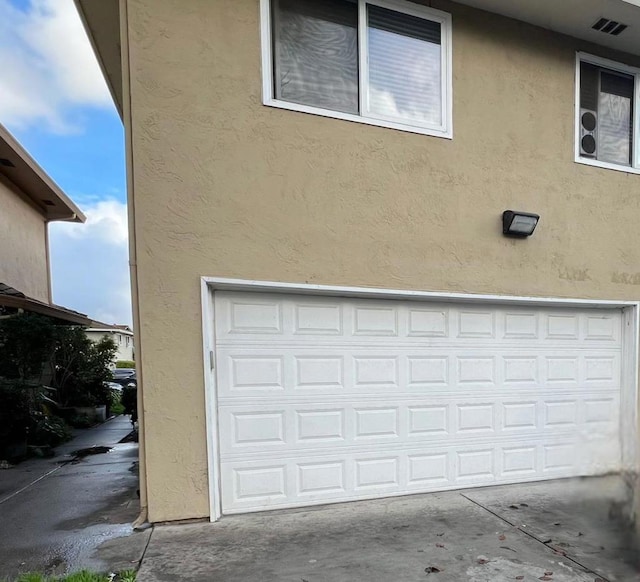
[0,175,49,303]
[126,0,640,522]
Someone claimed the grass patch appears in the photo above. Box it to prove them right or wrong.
[12,571,136,582]
[110,401,125,415]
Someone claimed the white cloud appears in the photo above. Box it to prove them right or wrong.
[0,0,112,132]
[49,198,132,326]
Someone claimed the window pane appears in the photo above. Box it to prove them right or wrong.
[367,4,442,125]
[273,0,358,114]
[598,71,633,166]
[579,62,599,112]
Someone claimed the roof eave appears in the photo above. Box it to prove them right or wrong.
[0,294,92,326]
[74,0,123,119]
[0,124,86,223]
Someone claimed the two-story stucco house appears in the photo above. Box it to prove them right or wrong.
[86,322,135,364]
[78,0,640,524]
[0,124,88,325]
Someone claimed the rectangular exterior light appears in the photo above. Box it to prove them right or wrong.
[502,210,539,237]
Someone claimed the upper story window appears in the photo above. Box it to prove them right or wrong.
[576,53,640,174]
[261,0,452,138]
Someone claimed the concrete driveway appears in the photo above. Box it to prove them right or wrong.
[0,416,148,579]
[137,476,639,582]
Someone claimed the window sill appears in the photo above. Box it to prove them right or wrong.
[264,98,453,140]
[574,156,640,176]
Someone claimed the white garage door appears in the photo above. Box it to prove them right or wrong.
[213,291,623,514]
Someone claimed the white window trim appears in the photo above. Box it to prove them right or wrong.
[574,51,640,174]
[260,0,453,139]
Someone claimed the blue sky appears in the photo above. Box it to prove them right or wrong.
[1,0,131,325]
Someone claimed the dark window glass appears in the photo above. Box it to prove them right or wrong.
[273,0,359,114]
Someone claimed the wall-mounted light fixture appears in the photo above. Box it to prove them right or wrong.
[502,210,539,238]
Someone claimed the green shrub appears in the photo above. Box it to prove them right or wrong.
[0,314,57,381]
[0,380,71,455]
[52,328,117,407]
[61,571,109,582]
[30,413,71,446]
[68,414,94,428]
[108,388,125,415]
[115,360,135,369]
[15,573,47,582]
[110,401,125,415]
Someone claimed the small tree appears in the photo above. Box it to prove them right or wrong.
[52,328,117,406]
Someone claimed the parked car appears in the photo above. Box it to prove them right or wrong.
[111,368,136,388]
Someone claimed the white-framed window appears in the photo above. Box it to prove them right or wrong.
[260,0,453,138]
[575,52,640,174]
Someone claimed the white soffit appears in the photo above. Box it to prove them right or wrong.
[454,0,640,56]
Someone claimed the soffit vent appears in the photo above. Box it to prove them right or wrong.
[592,18,628,36]
[0,158,15,167]
[42,200,55,206]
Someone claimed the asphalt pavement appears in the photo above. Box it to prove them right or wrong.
[0,416,149,579]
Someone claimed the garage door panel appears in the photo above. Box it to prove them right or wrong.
[215,293,621,343]
[220,434,605,513]
[218,394,619,455]
[216,349,620,397]
[213,292,624,514]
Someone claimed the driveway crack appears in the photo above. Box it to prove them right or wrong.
[460,493,611,582]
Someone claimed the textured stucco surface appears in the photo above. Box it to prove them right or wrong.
[126,0,640,522]
[0,176,49,303]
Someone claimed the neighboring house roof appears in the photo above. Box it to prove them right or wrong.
[87,320,134,335]
[0,124,86,223]
[0,282,91,326]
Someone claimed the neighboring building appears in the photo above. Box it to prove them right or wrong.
[86,322,135,364]
[79,0,640,524]
[0,124,89,325]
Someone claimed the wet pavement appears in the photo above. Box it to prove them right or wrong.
[137,475,640,582]
[0,416,148,578]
